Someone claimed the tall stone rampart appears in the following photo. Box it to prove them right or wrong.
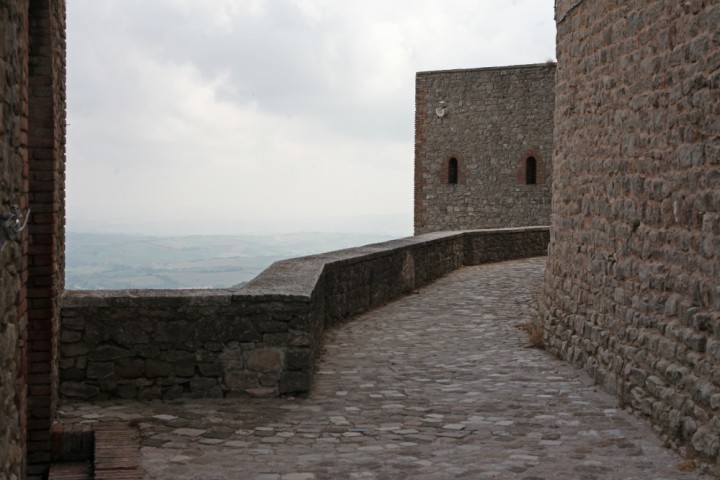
[60,228,549,401]
[1,2,31,478]
[541,0,720,464]
[414,64,555,234]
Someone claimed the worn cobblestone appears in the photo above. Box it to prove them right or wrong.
[58,258,708,479]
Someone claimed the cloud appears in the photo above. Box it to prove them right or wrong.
[66,0,555,236]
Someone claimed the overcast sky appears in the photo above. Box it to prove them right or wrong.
[66,0,556,237]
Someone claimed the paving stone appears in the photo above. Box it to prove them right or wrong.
[171,428,205,437]
[57,259,710,479]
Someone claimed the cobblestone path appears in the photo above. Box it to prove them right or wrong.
[58,258,709,479]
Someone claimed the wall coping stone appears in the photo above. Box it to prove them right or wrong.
[417,63,554,77]
[63,227,550,303]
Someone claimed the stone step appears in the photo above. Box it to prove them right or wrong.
[48,462,91,480]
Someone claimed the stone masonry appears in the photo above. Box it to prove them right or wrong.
[1,2,31,478]
[541,0,720,467]
[414,64,555,234]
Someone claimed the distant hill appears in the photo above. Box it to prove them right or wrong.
[65,232,396,290]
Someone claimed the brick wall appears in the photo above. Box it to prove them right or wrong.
[59,228,549,401]
[541,0,720,467]
[26,0,66,476]
[414,64,555,234]
[1,2,30,478]
[0,1,65,478]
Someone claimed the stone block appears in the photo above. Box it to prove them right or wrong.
[285,349,312,371]
[279,371,311,394]
[61,342,90,357]
[87,362,114,380]
[692,428,720,458]
[686,332,708,352]
[665,364,688,384]
[138,385,162,400]
[134,344,162,358]
[89,345,133,361]
[190,377,219,392]
[205,385,224,398]
[257,319,288,333]
[263,332,289,346]
[198,362,222,377]
[61,382,100,399]
[163,385,184,401]
[61,368,85,381]
[204,342,224,352]
[164,350,195,362]
[224,371,258,391]
[115,358,145,378]
[247,348,283,374]
[219,317,261,342]
[145,359,173,378]
[117,383,138,399]
[175,361,197,377]
[111,325,149,345]
[246,387,275,397]
[628,368,647,387]
[289,331,313,347]
[60,330,82,343]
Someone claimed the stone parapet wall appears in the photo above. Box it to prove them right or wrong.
[414,64,555,234]
[60,227,549,401]
[541,0,720,466]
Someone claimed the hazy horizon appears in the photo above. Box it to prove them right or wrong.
[65,230,400,289]
[68,212,414,237]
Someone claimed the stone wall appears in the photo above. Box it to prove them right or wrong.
[414,64,555,234]
[541,0,720,467]
[60,227,549,401]
[0,1,66,478]
[1,3,30,478]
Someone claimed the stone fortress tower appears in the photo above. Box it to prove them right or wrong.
[541,0,720,465]
[414,64,555,234]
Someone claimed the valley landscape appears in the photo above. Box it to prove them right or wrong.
[65,232,395,290]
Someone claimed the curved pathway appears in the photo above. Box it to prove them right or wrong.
[58,258,708,479]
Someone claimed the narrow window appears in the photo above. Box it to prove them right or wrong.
[525,157,537,185]
[448,157,458,184]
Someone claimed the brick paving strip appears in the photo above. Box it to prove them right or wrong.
[57,258,710,479]
[94,423,144,479]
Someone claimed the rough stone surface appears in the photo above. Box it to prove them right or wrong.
[0,3,29,478]
[59,228,548,400]
[414,64,555,234]
[541,0,720,469]
[57,259,710,478]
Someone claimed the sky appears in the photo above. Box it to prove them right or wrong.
[66,0,556,237]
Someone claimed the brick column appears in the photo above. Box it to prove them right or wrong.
[413,78,428,234]
[26,0,66,477]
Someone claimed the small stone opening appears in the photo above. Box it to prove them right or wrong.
[525,156,537,185]
[448,157,458,184]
